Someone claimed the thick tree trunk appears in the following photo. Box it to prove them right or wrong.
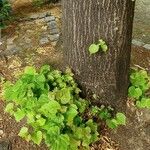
[62,0,135,110]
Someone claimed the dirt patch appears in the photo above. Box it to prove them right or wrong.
[131,45,150,73]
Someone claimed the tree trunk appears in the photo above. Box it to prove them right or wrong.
[62,0,135,110]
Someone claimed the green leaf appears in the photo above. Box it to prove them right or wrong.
[24,66,36,75]
[86,119,99,143]
[91,106,99,115]
[106,119,118,129]
[136,97,150,108]
[116,113,126,125]
[27,112,35,124]
[99,39,106,45]
[130,71,148,91]
[69,138,80,150]
[36,117,46,126]
[86,119,98,133]
[81,127,91,148]
[51,134,70,150]
[101,44,108,52]
[99,39,108,52]
[18,127,28,138]
[31,131,43,145]
[89,44,99,55]
[14,109,25,122]
[36,74,46,83]
[56,88,71,104]
[40,65,50,74]
[75,99,88,113]
[38,94,49,104]
[128,86,142,99]
[5,103,14,115]
[38,100,61,116]
[66,104,78,126]
[44,125,60,136]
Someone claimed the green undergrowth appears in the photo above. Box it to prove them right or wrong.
[0,0,11,29]
[2,65,125,150]
[128,68,150,108]
[32,0,59,7]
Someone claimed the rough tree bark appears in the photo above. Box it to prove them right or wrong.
[62,0,135,110]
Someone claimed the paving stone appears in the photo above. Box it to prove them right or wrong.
[29,14,39,19]
[46,12,51,16]
[25,37,32,44]
[29,12,47,20]
[0,130,3,136]
[6,44,21,54]
[40,37,49,45]
[132,39,145,47]
[50,28,59,35]
[143,44,150,50]
[48,34,59,42]
[38,12,47,18]
[45,16,55,22]
[47,21,57,29]
[7,36,18,45]
[35,18,45,24]
[0,140,11,150]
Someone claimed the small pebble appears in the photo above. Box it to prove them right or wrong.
[40,37,49,45]
[0,130,4,136]
[45,16,55,22]
[50,28,59,35]
[132,39,144,47]
[48,34,59,42]
[143,44,150,50]
[47,21,57,29]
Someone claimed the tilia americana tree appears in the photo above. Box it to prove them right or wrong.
[62,0,135,149]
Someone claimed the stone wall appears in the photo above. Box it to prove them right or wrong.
[134,0,150,24]
[133,0,150,45]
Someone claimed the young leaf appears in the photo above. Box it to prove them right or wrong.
[40,65,50,74]
[116,113,126,125]
[101,44,108,52]
[89,44,99,55]
[5,103,14,115]
[136,97,150,108]
[51,134,70,150]
[106,119,118,129]
[14,109,25,122]
[36,117,46,126]
[18,127,28,138]
[24,66,36,75]
[56,88,71,104]
[128,86,142,99]
[31,131,43,145]
[66,105,78,126]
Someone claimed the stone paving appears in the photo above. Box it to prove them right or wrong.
[133,0,150,48]
[0,10,60,57]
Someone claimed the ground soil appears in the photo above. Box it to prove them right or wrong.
[0,1,150,150]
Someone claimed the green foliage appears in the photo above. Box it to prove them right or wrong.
[32,0,44,7]
[128,69,150,108]
[3,65,98,150]
[3,65,126,150]
[0,0,11,29]
[91,106,126,129]
[89,39,108,55]
[32,0,59,7]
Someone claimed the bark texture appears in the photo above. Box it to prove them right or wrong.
[62,0,135,110]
